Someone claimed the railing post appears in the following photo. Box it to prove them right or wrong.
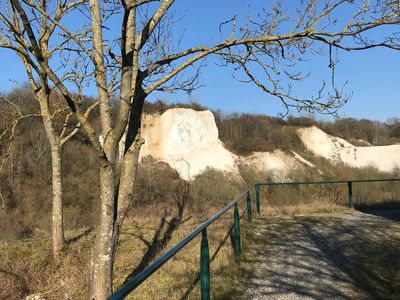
[246,191,252,222]
[200,229,210,300]
[255,184,260,214]
[348,181,353,208]
[233,203,241,257]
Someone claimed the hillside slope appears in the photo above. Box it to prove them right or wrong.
[299,126,400,173]
[139,108,400,179]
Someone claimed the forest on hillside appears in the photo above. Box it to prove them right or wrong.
[1,87,400,240]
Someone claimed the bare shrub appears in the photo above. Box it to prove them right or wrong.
[189,168,244,214]
[130,157,185,211]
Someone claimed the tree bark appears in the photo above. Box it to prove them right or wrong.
[50,145,64,261]
[90,164,115,299]
[37,88,65,261]
[89,90,145,299]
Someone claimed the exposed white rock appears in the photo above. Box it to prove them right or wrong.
[26,294,47,300]
[140,108,239,180]
[107,110,400,180]
[298,126,400,172]
[140,108,309,180]
[240,150,301,180]
[290,150,316,168]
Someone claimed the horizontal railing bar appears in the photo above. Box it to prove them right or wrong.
[256,178,400,187]
[108,189,249,300]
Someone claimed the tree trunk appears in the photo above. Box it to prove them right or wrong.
[89,92,145,299]
[50,145,64,261]
[37,89,65,261]
[110,135,144,279]
[90,165,115,299]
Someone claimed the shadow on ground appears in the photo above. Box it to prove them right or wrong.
[240,212,400,299]
[356,200,400,222]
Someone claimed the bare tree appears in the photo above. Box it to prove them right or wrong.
[0,92,85,261]
[0,0,94,260]
[0,93,40,202]
[1,0,399,298]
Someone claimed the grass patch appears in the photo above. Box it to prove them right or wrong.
[0,211,249,299]
[113,212,248,299]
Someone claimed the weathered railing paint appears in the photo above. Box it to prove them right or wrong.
[255,184,260,214]
[233,203,241,257]
[348,181,353,208]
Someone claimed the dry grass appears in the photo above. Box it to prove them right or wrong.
[0,227,93,299]
[2,190,399,299]
[260,202,348,216]
[1,166,399,299]
[115,214,245,300]
[0,209,248,300]
[251,164,400,215]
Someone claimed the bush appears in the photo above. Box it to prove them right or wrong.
[189,168,244,214]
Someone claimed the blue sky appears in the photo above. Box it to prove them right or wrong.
[0,0,399,121]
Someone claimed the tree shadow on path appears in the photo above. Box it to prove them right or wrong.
[241,212,400,299]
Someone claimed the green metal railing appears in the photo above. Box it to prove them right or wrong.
[108,190,252,300]
[109,177,400,300]
[255,178,400,211]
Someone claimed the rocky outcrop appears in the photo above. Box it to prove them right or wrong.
[298,126,400,172]
[140,109,238,180]
[140,108,304,180]
[139,109,400,179]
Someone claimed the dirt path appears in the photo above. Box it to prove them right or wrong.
[241,211,400,300]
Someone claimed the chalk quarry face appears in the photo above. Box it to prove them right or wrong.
[139,108,311,180]
[162,109,217,155]
[139,108,400,180]
[298,126,400,173]
[140,108,239,180]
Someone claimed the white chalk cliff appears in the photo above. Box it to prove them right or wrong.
[140,109,238,179]
[298,126,400,172]
[139,108,400,179]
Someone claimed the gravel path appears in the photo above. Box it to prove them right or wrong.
[242,211,400,300]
